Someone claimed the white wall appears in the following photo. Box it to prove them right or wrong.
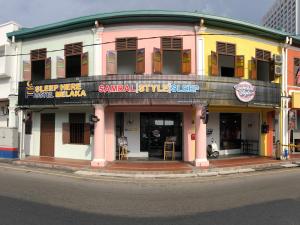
[21,29,94,79]
[29,108,93,160]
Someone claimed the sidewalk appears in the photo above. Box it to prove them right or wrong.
[8,155,300,179]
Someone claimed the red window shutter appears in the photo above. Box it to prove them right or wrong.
[211,51,219,76]
[84,123,90,145]
[23,60,31,81]
[181,49,191,75]
[45,57,51,79]
[136,48,145,74]
[235,55,244,77]
[106,50,117,75]
[153,48,162,74]
[56,56,65,78]
[62,123,70,144]
[251,57,257,80]
[81,52,89,77]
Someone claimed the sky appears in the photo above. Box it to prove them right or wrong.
[0,0,277,28]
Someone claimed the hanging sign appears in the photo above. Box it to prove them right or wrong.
[234,81,256,103]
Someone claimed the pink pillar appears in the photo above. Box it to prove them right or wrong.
[195,105,209,167]
[91,104,106,167]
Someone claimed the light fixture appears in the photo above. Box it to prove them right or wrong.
[89,114,100,123]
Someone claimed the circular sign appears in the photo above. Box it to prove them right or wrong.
[234,81,256,103]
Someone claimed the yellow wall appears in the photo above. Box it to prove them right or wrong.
[202,28,282,83]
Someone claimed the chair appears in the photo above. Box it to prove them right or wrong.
[118,136,128,160]
[164,136,176,160]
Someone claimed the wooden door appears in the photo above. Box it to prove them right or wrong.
[40,113,55,157]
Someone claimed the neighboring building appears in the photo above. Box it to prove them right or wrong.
[262,0,300,34]
[8,11,291,167]
[0,21,21,159]
[0,21,21,128]
[285,38,300,154]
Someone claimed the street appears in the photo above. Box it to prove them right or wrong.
[0,164,300,225]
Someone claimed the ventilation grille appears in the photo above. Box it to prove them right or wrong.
[65,42,83,56]
[116,37,137,51]
[256,49,271,61]
[31,48,47,61]
[216,42,236,55]
[161,37,183,50]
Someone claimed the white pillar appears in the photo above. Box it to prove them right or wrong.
[92,26,104,76]
[8,94,18,128]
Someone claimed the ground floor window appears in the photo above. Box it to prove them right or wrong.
[69,113,85,144]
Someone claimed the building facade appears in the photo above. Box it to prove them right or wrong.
[8,11,291,166]
[262,0,300,35]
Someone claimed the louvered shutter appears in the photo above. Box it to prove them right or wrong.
[23,60,31,81]
[56,56,65,78]
[269,59,275,81]
[211,51,219,76]
[65,42,82,56]
[136,48,145,74]
[62,123,70,144]
[81,52,89,77]
[235,55,244,77]
[106,50,117,75]
[227,44,236,55]
[45,57,51,79]
[153,48,162,74]
[116,38,137,51]
[84,123,90,145]
[251,57,257,80]
[217,42,226,54]
[181,49,191,75]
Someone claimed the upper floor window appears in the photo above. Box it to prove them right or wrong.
[65,42,89,78]
[30,48,50,81]
[294,58,300,85]
[250,49,274,82]
[211,42,244,78]
[107,37,145,75]
[153,37,191,75]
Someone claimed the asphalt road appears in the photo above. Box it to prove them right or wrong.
[0,164,300,225]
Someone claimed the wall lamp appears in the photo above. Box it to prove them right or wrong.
[89,114,100,123]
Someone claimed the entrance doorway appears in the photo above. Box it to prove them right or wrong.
[140,113,182,159]
[40,113,55,157]
[220,113,241,150]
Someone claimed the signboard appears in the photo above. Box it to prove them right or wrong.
[18,75,279,107]
[234,81,256,103]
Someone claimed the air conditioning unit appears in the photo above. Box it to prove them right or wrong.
[273,54,282,64]
[275,65,282,76]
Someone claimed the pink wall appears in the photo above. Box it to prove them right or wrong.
[104,105,195,162]
[101,23,196,75]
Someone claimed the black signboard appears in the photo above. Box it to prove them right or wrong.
[18,75,280,107]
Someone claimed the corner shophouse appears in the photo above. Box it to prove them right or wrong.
[10,11,286,167]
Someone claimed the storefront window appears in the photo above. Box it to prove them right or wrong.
[220,113,241,150]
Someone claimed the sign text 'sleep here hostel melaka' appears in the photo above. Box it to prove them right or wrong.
[8,10,300,166]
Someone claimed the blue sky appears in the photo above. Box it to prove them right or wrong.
[0,0,277,27]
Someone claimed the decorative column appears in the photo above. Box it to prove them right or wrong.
[194,105,209,167]
[91,104,106,167]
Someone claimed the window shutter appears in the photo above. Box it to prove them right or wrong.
[31,48,46,61]
[136,48,145,74]
[56,56,65,78]
[250,57,257,80]
[211,51,219,76]
[217,42,236,55]
[23,60,31,81]
[161,37,182,50]
[81,52,89,77]
[181,49,191,75]
[116,38,137,51]
[227,44,236,55]
[62,123,70,144]
[45,57,51,79]
[153,48,162,74]
[269,59,275,81]
[106,50,117,75]
[84,123,90,145]
[162,37,172,49]
[235,55,244,77]
[65,42,82,56]
[172,38,183,50]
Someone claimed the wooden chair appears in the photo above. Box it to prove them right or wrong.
[164,136,176,160]
[118,136,128,160]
